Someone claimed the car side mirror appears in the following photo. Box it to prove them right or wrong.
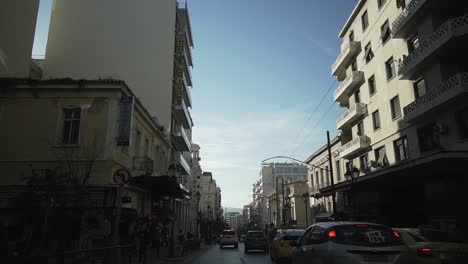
[290,240,299,247]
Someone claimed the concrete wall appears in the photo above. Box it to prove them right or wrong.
[0,0,39,77]
[44,0,177,131]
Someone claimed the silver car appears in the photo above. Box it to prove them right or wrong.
[291,222,411,264]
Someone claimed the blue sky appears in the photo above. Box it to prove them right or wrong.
[33,0,357,208]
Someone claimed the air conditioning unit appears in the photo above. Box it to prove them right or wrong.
[433,123,449,135]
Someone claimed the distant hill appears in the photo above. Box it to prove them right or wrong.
[224,207,243,214]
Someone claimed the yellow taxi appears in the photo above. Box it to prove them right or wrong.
[393,228,468,264]
[270,229,304,262]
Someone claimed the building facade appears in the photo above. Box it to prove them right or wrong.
[320,0,468,238]
[199,172,218,220]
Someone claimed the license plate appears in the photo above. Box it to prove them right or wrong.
[363,255,388,262]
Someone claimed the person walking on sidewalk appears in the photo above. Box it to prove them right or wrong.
[135,217,150,263]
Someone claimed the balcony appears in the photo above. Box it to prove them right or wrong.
[173,99,192,129]
[175,151,191,175]
[172,125,191,152]
[403,72,468,123]
[175,71,192,108]
[339,136,371,160]
[331,41,361,80]
[177,1,194,48]
[133,156,154,176]
[177,26,193,67]
[176,46,193,87]
[398,14,468,79]
[337,103,367,130]
[333,71,365,106]
[392,0,429,38]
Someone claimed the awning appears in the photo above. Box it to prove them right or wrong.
[129,175,190,199]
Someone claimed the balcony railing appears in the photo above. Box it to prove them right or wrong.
[398,14,468,79]
[403,72,468,123]
[175,71,192,108]
[172,125,191,152]
[174,99,192,129]
[175,152,191,175]
[391,0,428,38]
[337,103,367,130]
[133,156,154,175]
[339,136,371,160]
[333,71,365,106]
[331,41,361,80]
[177,26,193,66]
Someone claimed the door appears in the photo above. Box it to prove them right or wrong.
[302,226,327,264]
[292,226,314,264]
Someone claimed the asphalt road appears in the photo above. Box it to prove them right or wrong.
[189,242,271,264]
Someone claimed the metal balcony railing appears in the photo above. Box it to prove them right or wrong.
[339,136,371,159]
[333,71,365,105]
[392,0,428,38]
[331,41,361,79]
[403,72,468,121]
[398,14,468,78]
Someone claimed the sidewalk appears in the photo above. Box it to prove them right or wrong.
[142,241,212,264]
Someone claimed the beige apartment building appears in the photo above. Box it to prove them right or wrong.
[0,79,171,215]
[309,0,468,236]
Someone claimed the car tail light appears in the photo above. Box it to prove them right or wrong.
[417,248,434,257]
[393,231,401,239]
[220,234,223,238]
[328,230,337,238]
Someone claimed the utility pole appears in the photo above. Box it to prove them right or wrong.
[327,130,337,214]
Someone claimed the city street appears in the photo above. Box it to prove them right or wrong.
[188,243,271,264]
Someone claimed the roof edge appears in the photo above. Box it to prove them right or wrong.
[304,136,341,164]
[338,0,367,38]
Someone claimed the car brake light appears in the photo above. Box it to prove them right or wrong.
[220,234,223,238]
[417,248,434,257]
[328,230,337,238]
[393,231,401,238]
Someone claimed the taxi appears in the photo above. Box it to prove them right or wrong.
[393,228,468,264]
[270,229,304,262]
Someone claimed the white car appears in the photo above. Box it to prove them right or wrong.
[219,230,238,248]
[291,222,411,264]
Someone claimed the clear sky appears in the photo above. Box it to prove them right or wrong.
[33,0,358,209]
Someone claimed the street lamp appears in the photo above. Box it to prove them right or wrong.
[344,166,360,217]
[302,193,310,228]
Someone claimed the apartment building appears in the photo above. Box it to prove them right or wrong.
[0,79,171,216]
[326,0,468,236]
[243,205,252,226]
[199,172,218,220]
[42,0,194,178]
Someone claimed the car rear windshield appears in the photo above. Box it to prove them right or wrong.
[248,232,265,238]
[333,224,403,247]
[222,231,235,236]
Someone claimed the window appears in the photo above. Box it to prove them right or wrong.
[407,35,420,53]
[360,154,370,171]
[365,42,374,63]
[349,30,355,42]
[385,57,396,80]
[381,20,391,44]
[378,0,387,8]
[390,96,402,119]
[336,160,341,182]
[368,75,376,95]
[325,166,329,185]
[144,138,149,157]
[134,130,141,156]
[351,59,358,71]
[61,108,81,145]
[413,78,426,99]
[361,10,369,31]
[394,137,409,161]
[208,186,211,191]
[154,145,159,165]
[456,107,468,139]
[372,110,381,130]
[357,121,364,136]
[345,161,354,173]
[354,89,361,103]
[320,169,324,186]
[315,171,320,186]
[418,123,440,153]
[397,0,406,9]
[374,146,388,166]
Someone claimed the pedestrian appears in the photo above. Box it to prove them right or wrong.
[153,221,162,257]
[161,220,169,248]
[178,229,186,256]
[135,217,150,263]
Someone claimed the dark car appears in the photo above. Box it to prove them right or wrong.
[245,231,268,253]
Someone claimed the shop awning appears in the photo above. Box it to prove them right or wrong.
[129,175,190,199]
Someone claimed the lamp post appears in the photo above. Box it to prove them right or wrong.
[167,163,180,258]
[344,166,360,218]
[302,193,310,228]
